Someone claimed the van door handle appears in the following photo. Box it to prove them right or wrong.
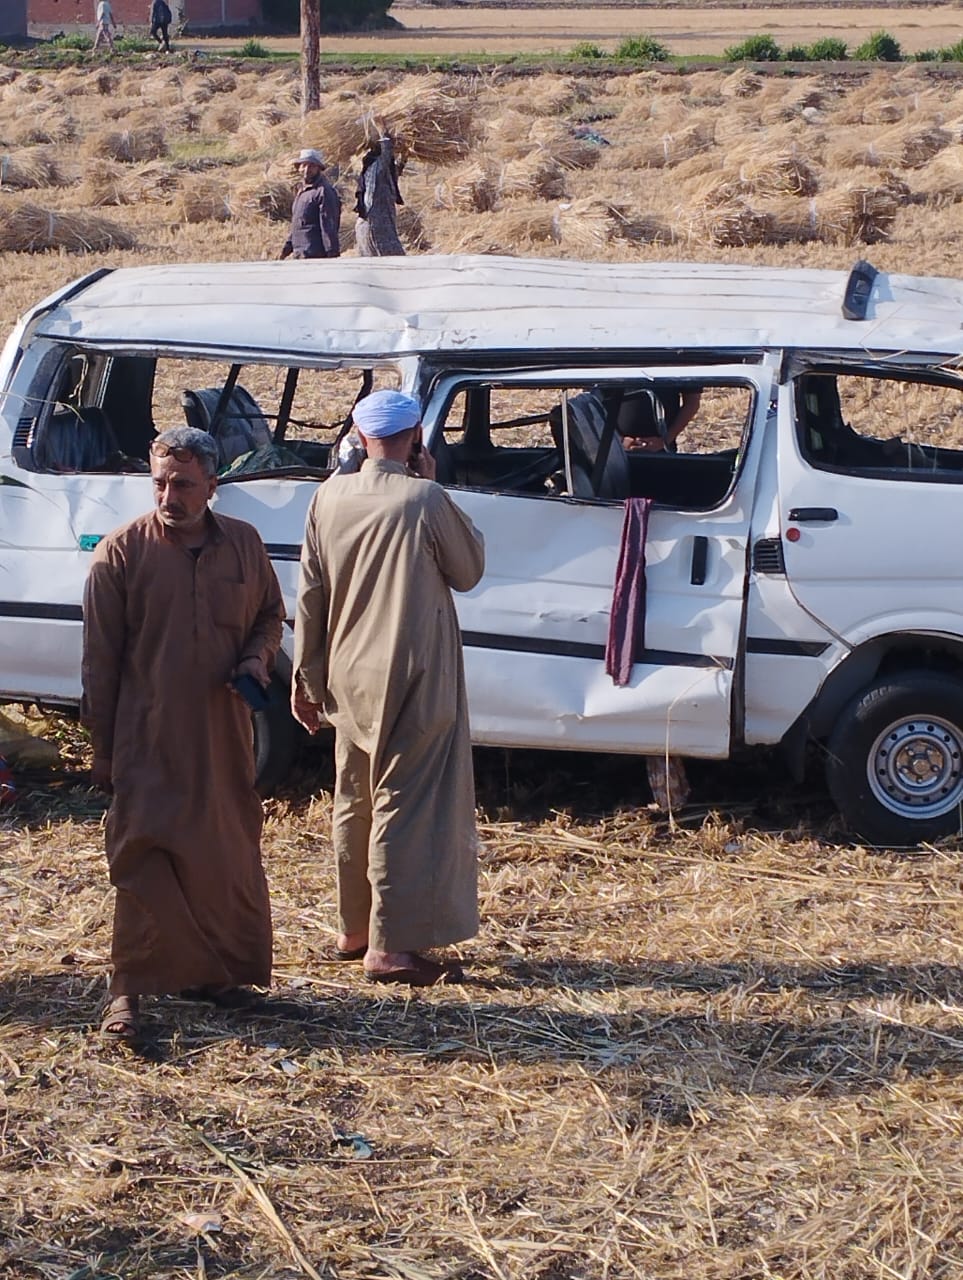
[788,507,838,523]
[690,535,708,585]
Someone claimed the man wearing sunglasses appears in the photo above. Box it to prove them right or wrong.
[82,427,284,1041]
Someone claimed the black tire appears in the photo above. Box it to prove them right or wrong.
[826,671,963,848]
[252,679,300,797]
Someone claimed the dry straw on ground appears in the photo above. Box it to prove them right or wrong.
[0,147,65,191]
[0,199,135,251]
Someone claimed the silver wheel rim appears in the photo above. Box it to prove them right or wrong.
[867,714,963,820]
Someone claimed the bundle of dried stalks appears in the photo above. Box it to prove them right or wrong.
[827,123,950,172]
[84,127,169,164]
[760,196,820,244]
[440,205,558,255]
[374,79,478,164]
[0,199,135,252]
[173,176,232,223]
[203,103,243,136]
[813,184,901,245]
[187,81,215,106]
[484,109,534,150]
[737,151,818,198]
[248,104,290,131]
[720,70,764,99]
[164,104,201,136]
[296,103,369,165]
[528,122,601,171]
[205,70,238,95]
[913,147,963,204]
[0,147,66,191]
[234,175,294,222]
[553,197,671,252]
[526,77,588,117]
[9,108,77,147]
[434,162,500,213]
[397,203,430,250]
[78,159,125,206]
[686,199,777,248]
[500,153,567,201]
[138,70,183,107]
[611,124,714,172]
[92,69,117,97]
[55,70,91,98]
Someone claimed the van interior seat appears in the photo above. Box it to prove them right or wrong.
[181,386,273,469]
[32,405,119,473]
[550,390,630,499]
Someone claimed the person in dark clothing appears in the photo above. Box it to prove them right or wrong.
[355,135,405,256]
[280,148,342,261]
[616,385,702,453]
[149,0,172,51]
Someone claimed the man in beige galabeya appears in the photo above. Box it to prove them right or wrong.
[292,390,485,985]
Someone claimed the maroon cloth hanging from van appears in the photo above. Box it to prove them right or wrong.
[605,497,651,686]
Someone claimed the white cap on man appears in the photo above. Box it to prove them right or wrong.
[352,390,421,438]
[293,148,325,169]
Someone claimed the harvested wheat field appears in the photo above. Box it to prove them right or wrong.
[2,60,963,1280]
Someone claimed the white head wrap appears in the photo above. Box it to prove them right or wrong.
[352,390,421,439]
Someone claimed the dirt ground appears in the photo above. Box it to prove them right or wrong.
[189,6,963,58]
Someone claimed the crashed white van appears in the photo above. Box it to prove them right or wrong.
[3,255,963,846]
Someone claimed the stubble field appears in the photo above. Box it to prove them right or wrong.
[1,54,963,1280]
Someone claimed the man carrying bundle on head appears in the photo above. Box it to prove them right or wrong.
[292,390,485,986]
[280,149,341,261]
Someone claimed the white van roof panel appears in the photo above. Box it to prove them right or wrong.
[33,255,963,362]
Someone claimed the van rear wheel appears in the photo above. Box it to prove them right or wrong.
[826,671,963,848]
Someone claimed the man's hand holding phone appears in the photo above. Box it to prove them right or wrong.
[408,428,436,481]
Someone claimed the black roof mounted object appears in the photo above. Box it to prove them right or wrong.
[842,259,878,321]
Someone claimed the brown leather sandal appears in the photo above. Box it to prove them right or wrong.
[100,995,139,1042]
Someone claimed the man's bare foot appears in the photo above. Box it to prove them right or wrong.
[335,931,368,961]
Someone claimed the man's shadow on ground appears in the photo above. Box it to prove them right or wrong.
[3,962,961,1099]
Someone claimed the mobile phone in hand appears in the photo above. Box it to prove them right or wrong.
[232,673,271,711]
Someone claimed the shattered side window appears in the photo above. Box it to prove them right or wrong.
[796,372,963,478]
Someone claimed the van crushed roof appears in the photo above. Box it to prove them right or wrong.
[32,255,963,362]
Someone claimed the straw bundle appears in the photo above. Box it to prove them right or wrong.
[0,147,66,191]
[203,103,243,136]
[374,79,478,164]
[527,122,601,171]
[138,70,183,107]
[812,184,901,245]
[686,199,777,248]
[913,148,963,204]
[55,70,92,99]
[248,104,290,130]
[205,70,238,95]
[720,71,764,99]
[187,82,215,106]
[296,103,369,165]
[827,124,950,172]
[526,77,588,117]
[899,126,952,168]
[0,67,18,87]
[440,206,558,255]
[499,154,568,201]
[552,197,669,252]
[9,108,77,147]
[610,124,714,171]
[164,105,201,136]
[234,175,294,222]
[396,204,430,250]
[484,109,533,150]
[0,200,135,252]
[173,176,232,223]
[84,127,169,163]
[434,162,500,213]
[736,151,819,198]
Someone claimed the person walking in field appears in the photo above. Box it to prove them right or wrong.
[280,149,342,260]
[292,390,485,986]
[149,0,173,52]
[355,135,405,256]
[83,427,284,1041]
[92,0,117,54]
